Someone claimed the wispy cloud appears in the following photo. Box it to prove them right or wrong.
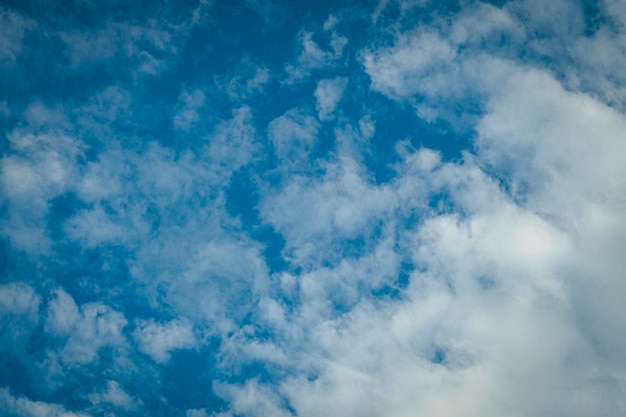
[315,77,347,120]
[0,388,89,417]
[284,23,348,84]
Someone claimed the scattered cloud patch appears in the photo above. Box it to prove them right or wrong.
[0,388,89,417]
[46,289,128,365]
[315,77,347,120]
[133,319,196,364]
[88,380,141,411]
[284,26,348,83]
[174,89,206,132]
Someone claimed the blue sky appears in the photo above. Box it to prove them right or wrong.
[1,0,626,416]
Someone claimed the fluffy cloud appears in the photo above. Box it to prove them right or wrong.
[46,289,128,365]
[88,380,140,410]
[362,31,456,99]
[0,282,40,318]
[0,114,82,253]
[0,282,40,350]
[260,155,396,266]
[221,5,626,415]
[133,319,196,364]
[0,388,89,417]
[314,77,347,120]
[268,108,319,166]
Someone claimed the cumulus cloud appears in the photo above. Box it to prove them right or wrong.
[314,77,347,120]
[186,409,210,417]
[46,289,128,364]
[214,380,292,417]
[88,380,140,410]
[0,115,83,253]
[0,388,88,417]
[133,319,196,364]
[260,154,396,266]
[207,106,259,178]
[362,31,456,99]
[0,282,40,318]
[0,282,41,349]
[223,4,626,415]
[268,108,319,166]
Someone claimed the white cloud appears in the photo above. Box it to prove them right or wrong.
[133,319,196,364]
[0,388,89,417]
[0,9,32,67]
[246,68,270,94]
[88,380,140,410]
[71,142,202,249]
[473,65,626,385]
[604,0,626,27]
[60,17,187,75]
[2,2,626,416]
[76,85,132,125]
[449,2,524,46]
[268,108,319,166]
[225,24,626,415]
[207,106,258,178]
[260,155,396,266]
[76,149,128,203]
[314,77,347,120]
[46,289,128,364]
[284,29,347,83]
[242,146,622,416]
[186,409,210,417]
[0,282,41,347]
[362,31,456,99]
[63,205,128,249]
[163,239,270,331]
[174,89,206,131]
[219,325,289,368]
[214,379,292,417]
[220,59,271,101]
[0,282,40,318]
[0,101,10,117]
[45,289,80,336]
[475,66,626,226]
[0,114,83,253]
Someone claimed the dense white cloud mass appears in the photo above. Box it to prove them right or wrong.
[1,0,625,416]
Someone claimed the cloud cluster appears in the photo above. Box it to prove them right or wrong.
[1,1,625,416]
